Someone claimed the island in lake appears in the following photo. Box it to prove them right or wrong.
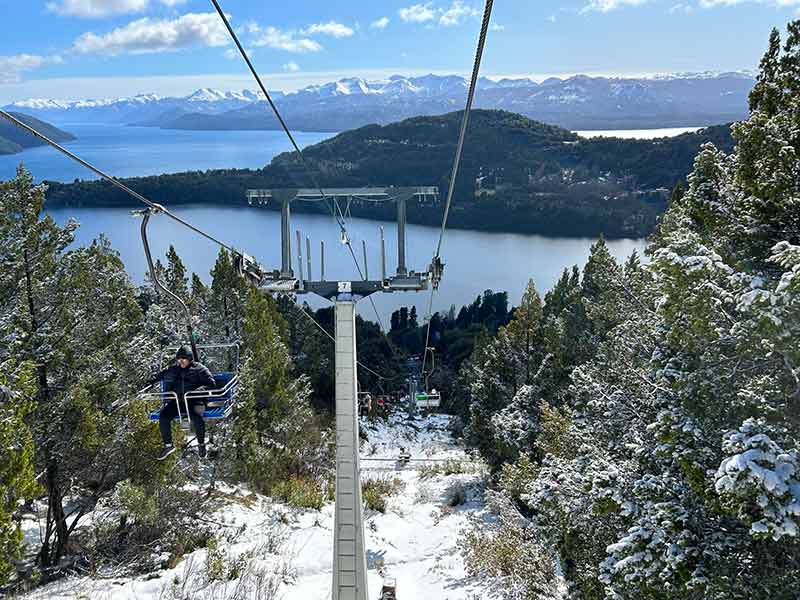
[44,109,735,238]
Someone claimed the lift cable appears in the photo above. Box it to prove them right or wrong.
[295,304,389,382]
[209,0,385,331]
[0,109,243,257]
[420,0,494,380]
[208,0,348,236]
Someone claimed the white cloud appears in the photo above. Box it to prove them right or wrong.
[0,54,62,84]
[669,2,693,12]
[699,0,800,6]
[303,21,355,38]
[371,16,390,30]
[46,0,149,18]
[73,12,230,55]
[282,61,301,72]
[490,22,505,30]
[580,0,650,13]
[439,1,480,26]
[399,3,437,23]
[46,0,191,17]
[546,14,557,22]
[399,2,482,26]
[252,27,322,53]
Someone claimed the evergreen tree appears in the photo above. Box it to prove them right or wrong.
[164,245,188,299]
[398,306,409,330]
[749,28,783,114]
[0,167,148,567]
[0,365,39,585]
[189,273,209,337]
[223,290,322,490]
[463,281,546,469]
[574,21,800,598]
[208,248,247,342]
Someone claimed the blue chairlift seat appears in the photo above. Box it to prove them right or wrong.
[148,371,236,422]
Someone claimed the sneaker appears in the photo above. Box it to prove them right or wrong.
[156,445,176,461]
[198,444,207,459]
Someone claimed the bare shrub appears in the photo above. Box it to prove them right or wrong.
[361,476,404,513]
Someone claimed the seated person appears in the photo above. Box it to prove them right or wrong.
[149,345,215,460]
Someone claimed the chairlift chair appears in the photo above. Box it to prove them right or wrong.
[415,389,441,410]
[133,206,242,428]
[416,346,442,411]
[140,343,241,426]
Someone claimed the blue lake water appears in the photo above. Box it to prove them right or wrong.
[4,122,648,324]
[47,205,647,326]
[0,123,331,182]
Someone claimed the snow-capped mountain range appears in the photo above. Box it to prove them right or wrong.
[4,72,756,131]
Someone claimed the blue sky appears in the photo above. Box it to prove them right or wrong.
[1,0,798,102]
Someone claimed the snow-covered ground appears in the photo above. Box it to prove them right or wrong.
[18,413,495,600]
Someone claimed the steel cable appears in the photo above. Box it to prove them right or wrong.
[421,0,494,380]
[210,0,385,330]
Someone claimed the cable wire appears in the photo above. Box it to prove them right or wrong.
[208,0,349,235]
[210,0,386,330]
[435,0,494,259]
[421,0,493,380]
[0,109,242,255]
[295,304,388,382]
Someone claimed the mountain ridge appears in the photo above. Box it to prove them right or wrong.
[4,72,755,132]
[0,113,76,155]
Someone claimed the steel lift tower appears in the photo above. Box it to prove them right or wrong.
[246,187,442,600]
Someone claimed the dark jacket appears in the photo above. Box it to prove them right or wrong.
[151,361,216,403]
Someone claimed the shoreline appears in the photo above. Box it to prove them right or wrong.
[44,199,651,242]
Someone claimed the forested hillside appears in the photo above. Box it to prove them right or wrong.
[439,22,800,599]
[0,113,75,155]
[44,112,734,238]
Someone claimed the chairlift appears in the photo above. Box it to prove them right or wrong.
[133,207,241,427]
[416,346,442,411]
[415,389,441,410]
[140,343,241,426]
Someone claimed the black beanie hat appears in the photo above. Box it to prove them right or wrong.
[175,345,194,360]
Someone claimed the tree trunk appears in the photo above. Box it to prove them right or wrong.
[24,250,68,568]
[39,461,68,568]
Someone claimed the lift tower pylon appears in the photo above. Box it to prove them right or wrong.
[246,187,442,600]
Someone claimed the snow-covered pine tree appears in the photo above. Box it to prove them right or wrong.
[463,280,546,469]
[596,21,800,599]
[0,167,150,568]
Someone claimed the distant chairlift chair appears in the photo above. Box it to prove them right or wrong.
[416,346,442,412]
[415,389,441,411]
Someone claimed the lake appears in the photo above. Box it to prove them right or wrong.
[47,205,647,326]
[574,126,702,139]
[0,123,332,182]
[10,122,650,325]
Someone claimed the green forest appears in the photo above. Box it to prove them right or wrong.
[44,112,736,238]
